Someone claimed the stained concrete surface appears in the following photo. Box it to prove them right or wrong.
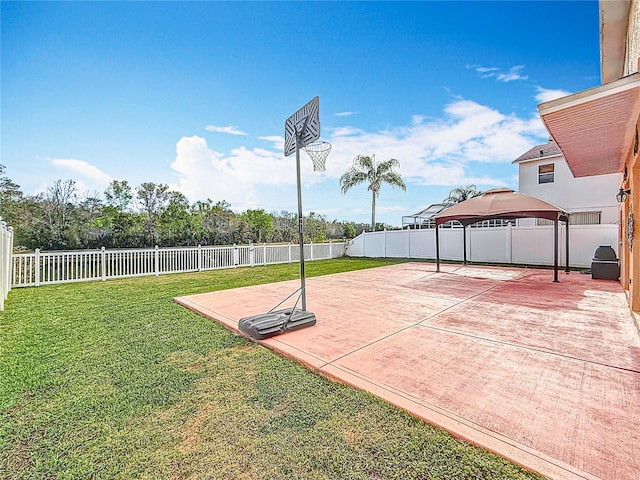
[176,263,640,480]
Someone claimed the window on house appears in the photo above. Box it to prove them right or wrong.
[538,163,554,184]
[535,211,601,226]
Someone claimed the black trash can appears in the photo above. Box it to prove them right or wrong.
[591,245,620,280]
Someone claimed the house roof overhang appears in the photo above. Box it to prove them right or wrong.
[538,73,640,178]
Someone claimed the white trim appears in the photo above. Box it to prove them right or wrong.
[538,73,639,115]
[512,152,563,165]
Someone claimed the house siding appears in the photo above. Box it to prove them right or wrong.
[517,156,621,225]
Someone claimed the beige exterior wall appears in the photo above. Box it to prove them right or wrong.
[620,112,640,312]
[627,0,640,75]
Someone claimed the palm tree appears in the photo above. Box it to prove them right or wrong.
[444,184,482,204]
[340,154,406,231]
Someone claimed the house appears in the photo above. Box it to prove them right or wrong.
[402,203,452,229]
[512,139,621,226]
[538,0,640,313]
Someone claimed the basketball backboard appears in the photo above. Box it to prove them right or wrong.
[284,96,320,156]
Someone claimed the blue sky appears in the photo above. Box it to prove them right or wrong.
[2,1,600,226]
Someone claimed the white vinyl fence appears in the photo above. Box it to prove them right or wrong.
[346,224,618,268]
[11,242,346,288]
[1,219,14,310]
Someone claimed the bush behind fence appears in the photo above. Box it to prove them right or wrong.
[11,242,346,288]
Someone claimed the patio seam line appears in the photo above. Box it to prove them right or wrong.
[323,362,599,480]
[415,323,640,375]
[318,280,505,369]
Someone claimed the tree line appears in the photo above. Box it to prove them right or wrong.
[0,165,374,251]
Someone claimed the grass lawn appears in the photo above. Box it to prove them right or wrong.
[0,258,543,479]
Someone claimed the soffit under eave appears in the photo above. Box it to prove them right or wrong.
[539,80,640,178]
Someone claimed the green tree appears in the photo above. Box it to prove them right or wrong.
[444,185,483,204]
[105,179,133,213]
[0,164,23,226]
[160,191,191,245]
[272,211,297,243]
[99,180,140,247]
[71,193,106,248]
[241,209,274,243]
[40,179,78,249]
[136,182,170,246]
[304,212,328,243]
[340,154,406,232]
[341,222,356,239]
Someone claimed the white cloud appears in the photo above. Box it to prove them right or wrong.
[496,65,528,82]
[335,111,357,117]
[378,205,409,213]
[50,158,113,192]
[468,64,528,82]
[322,98,547,187]
[170,135,321,211]
[172,98,547,217]
[535,86,572,103]
[204,125,247,135]
[259,135,284,151]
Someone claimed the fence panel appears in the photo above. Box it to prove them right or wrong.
[511,227,555,266]
[349,225,618,268]
[105,249,155,279]
[385,230,410,258]
[200,245,235,270]
[469,227,510,263]
[407,229,433,259]
[10,242,346,288]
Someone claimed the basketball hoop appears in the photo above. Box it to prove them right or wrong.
[303,141,331,172]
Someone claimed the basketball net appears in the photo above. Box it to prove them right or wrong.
[303,141,331,172]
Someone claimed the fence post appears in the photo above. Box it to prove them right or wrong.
[288,242,292,263]
[198,244,202,271]
[407,227,411,259]
[263,243,267,266]
[0,220,5,309]
[507,223,513,264]
[35,248,41,287]
[233,244,238,267]
[310,241,314,261]
[8,227,13,293]
[329,241,332,258]
[384,229,387,258]
[100,247,106,281]
[249,242,254,267]
[154,245,159,276]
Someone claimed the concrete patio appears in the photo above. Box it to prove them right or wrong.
[175,262,640,480]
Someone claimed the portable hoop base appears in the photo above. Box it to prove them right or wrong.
[238,308,316,340]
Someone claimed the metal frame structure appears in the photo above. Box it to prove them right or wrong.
[238,97,322,339]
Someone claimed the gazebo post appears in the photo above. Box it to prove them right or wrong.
[463,225,467,266]
[435,223,440,272]
[565,215,570,274]
[553,218,559,283]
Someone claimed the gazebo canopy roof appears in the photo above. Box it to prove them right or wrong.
[433,188,569,227]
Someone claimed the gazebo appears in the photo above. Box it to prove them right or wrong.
[433,188,570,282]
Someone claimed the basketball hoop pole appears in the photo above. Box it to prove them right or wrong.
[295,134,308,311]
